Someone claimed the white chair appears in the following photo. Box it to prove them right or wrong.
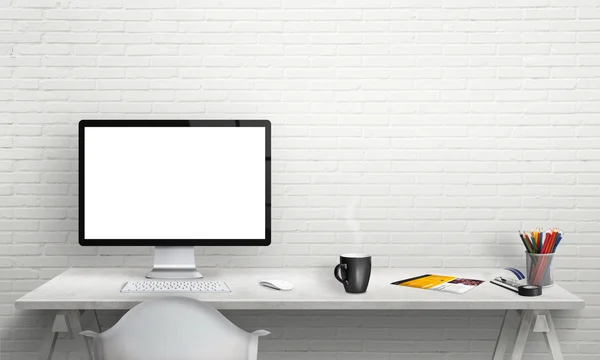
[80,296,269,360]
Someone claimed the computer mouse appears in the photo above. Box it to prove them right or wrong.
[259,280,294,291]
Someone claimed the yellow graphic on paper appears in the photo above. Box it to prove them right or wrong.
[399,275,456,289]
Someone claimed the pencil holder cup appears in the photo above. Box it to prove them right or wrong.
[526,252,555,288]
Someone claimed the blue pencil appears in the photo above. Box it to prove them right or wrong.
[552,233,562,253]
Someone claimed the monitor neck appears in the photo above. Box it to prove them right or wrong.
[146,246,202,279]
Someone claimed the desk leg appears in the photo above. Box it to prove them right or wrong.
[492,310,516,360]
[67,310,93,359]
[539,310,564,360]
[92,310,102,332]
[491,309,564,360]
[39,312,59,360]
[510,310,534,360]
[38,311,93,360]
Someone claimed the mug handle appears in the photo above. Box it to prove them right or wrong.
[334,264,348,285]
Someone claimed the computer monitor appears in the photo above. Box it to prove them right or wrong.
[79,120,271,279]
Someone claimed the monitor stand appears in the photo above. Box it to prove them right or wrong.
[146,246,203,279]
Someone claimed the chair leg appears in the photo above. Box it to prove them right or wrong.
[510,310,534,360]
[492,310,516,360]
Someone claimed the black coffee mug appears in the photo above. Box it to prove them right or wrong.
[334,254,372,293]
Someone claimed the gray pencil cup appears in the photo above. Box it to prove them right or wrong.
[526,252,555,288]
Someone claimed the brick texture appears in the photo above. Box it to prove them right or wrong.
[1,0,600,359]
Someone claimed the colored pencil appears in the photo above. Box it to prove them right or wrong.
[519,231,533,253]
[517,228,563,286]
[553,232,562,252]
[524,233,533,251]
[534,231,555,284]
[519,228,562,255]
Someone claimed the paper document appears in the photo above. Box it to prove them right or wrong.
[391,274,484,294]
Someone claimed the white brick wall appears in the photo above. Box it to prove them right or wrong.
[1,0,600,359]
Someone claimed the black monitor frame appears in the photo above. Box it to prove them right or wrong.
[79,120,271,247]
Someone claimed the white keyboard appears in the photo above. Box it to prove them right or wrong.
[121,281,231,293]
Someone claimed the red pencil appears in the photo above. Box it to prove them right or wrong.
[542,231,553,254]
[549,230,558,253]
[534,230,557,284]
[533,232,549,283]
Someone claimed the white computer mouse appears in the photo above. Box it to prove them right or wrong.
[259,280,294,291]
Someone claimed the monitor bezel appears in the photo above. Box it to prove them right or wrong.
[79,120,271,246]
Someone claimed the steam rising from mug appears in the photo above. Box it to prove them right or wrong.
[341,198,362,244]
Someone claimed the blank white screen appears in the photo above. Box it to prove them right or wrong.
[84,127,265,240]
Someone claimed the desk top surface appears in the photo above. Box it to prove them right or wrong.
[15,268,584,311]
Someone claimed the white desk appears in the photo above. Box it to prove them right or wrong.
[16,268,584,360]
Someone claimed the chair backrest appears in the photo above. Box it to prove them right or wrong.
[81,296,269,360]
